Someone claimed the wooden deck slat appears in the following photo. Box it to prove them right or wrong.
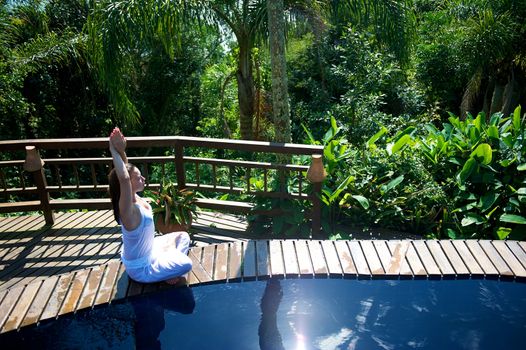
[307,240,328,276]
[492,241,526,278]
[295,240,313,276]
[39,273,75,321]
[426,240,455,276]
[373,241,393,274]
[256,240,270,279]
[334,240,357,276]
[360,241,384,275]
[19,276,59,328]
[58,268,90,316]
[282,240,299,277]
[404,243,425,277]
[76,265,105,310]
[0,285,26,330]
[386,241,410,276]
[214,243,229,281]
[126,280,144,297]
[412,240,441,277]
[478,240,513,277]
[439,240,469,276]
[93,259,121,307]
[320,240,342,277]
[505,241,526,278]
[269,240,284,277]
[201,245,216,280]
[227,242,242,281]
[1,281,41,333]
[110,262,129,301]
[243,241,256,279]
[464,240,498,276]
[450,240,484,276]
[188,248,212,284]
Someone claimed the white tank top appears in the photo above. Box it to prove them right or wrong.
[121,203,155,268]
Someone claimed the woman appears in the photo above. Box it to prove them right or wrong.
[108,127,192,284]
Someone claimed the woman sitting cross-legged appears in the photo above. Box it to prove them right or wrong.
[108,127,192,284]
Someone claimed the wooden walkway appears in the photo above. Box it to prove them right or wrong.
[1,213,526,335]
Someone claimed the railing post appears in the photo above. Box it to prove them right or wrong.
[24,146,54,225]
[174,142,186,190]
[307,154,326,238]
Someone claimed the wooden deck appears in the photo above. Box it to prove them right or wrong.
[1,212,526,335]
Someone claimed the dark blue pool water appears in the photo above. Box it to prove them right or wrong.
[3,278,526,349]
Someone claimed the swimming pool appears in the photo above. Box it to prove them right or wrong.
[3,278,526,349]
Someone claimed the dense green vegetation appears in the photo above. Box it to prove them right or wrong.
[1,0,525,239]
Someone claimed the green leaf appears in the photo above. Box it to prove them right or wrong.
[350,195,369,210]
[470,143,492,165]
[381,175,404,195]
[479,191,498,212]
[500,214,526,224]
[496,227,512,240]
[518,163,526,171]
[367,126,388,147]
[390,134,411,154]
[301,123,316,144]
[487,125,499,139]
[512,105,521,131]
[457,157,477,185]
[446,228,457,239]
[461,213,485,226]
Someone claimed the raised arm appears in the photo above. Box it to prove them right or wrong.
[109,127,140,230]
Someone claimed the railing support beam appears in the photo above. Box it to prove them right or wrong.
[24,146,54,225]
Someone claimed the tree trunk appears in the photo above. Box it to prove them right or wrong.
[501,68,519,117]
[489,82,505,117]
[267,0,291,144]
[236,36,255,140]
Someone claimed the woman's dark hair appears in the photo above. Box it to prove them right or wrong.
[108,163,136,223]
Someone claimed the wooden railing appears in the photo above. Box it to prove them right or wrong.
[0,136,325,236]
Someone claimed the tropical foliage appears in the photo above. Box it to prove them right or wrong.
[1,0,525,239]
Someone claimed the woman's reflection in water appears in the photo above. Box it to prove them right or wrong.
[259,278,285,350]
[131,286,195,350]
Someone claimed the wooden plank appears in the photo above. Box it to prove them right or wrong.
[426,240,455,276]
[373,241,393,274]
[93,260,122,306]
[214,243,229,281]
[405,243,425,277]
[294,240,313,276]
[385,241,410,276]
[307,240,328,276]
[227,242,242,281]
[412,240,441,277]
[269,240,285,278]
[19,276,59,328]
[256,240,270,279]
[282,240,299,277]
[360,241,384,276]
[76,264,106,310]
[201,244,216,281]
[505,241,526,278]
[0,285,26,330]
[320,240,342,277]
[40,273,75,321]
[188,248,212,284]
[451,240,484,276]
[243,241,256,280]
[492,241,526,278]
[334,241,357,276]
[110,262,130,301]
[439,241,470,276]
[126,280,144,297]
[478,240,513,278]
[1,282,40,333]
[58,268,90,315]
[464,240,498,276]
[347,241,369,276]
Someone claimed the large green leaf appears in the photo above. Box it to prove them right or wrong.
[496,227,512,240]
[518,163,526,171]
[461,213,485,226]
[351,195,369,210]
[470,143,492,165]
[381,175,404,195]
[389,134,411,155]
[500,214,526,224]
[457,157,477,185]
[512,105,521,132]
[479,191,498,212]
[367,126,388,147]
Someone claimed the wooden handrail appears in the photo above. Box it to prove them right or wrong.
[0,136,325,236]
